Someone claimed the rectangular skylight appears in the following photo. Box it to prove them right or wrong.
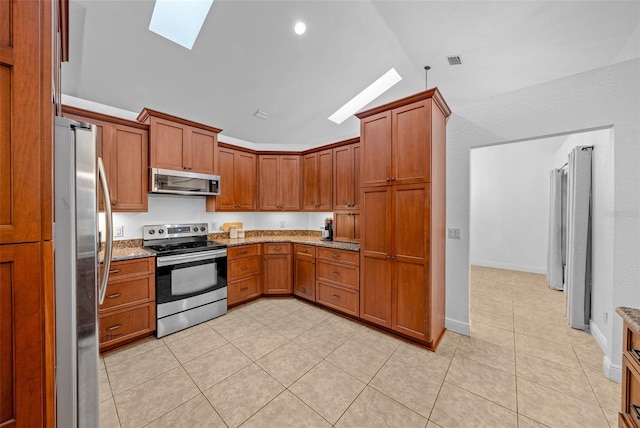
[149,0,214,50]
[328,68,402,124]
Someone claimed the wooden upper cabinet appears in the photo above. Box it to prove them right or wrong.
[302,149,332,211]
[258,154,301,211]
[62,106,149,212]
[138,108,221,175]
[209,145,257,211]
[360,111,391,187]
[333,141,361,210]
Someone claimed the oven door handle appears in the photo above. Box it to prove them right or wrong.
[156,250,227,267]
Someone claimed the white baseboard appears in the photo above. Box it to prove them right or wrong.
[470,260,546,275]
[589,319,607,352]
[445,317,470,336]
[604,356,622,383]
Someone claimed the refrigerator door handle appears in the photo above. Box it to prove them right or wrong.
[98,157,113,305]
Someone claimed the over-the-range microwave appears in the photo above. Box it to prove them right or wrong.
[150,168,221,196]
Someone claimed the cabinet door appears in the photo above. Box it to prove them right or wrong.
[215,147,237,210]
[391,183,430,340]
[228,276,261,306]
[236,151,257,210]
[333,145,354,210]
[258,155,279,210]
[392,100,431,184]
[108,125,148,212]
[361,111,391,187]
[333,211,356,242]
[302,152,319,211]
[150,117,187,170]
[189,127,216,174]
[280,155,301,211]
[294,252,315,301]
[360,187,392,327]
[317,150,333,211]
[263,254,292,294]
[1,243,44,426]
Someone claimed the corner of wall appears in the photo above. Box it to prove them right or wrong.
[445,317,470,336]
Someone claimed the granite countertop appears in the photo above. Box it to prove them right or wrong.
[617,307,640,334]
[99,246,156,263]
[212,235,360,252]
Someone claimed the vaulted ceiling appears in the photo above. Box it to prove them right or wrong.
[63,1,640,149]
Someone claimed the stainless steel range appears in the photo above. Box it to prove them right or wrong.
[143,223,227,338]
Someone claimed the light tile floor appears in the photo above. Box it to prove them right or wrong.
[99,266,621,427]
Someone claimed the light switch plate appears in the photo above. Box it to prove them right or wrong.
[448,228,461,239]
[114,225,124,237]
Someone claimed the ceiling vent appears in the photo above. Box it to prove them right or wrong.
[447,55,462,65]
[254,108,271,120]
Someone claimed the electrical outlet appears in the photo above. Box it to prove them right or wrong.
[448,228,461,239]
[114,225,124,237]
[280,220,286,228]
[211,222,218,231]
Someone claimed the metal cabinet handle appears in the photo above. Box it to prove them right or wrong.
[632,404,640,420]
[106,324,121,331]
[106,293,121,299]
[391,177,396,181]
[385,177,390,181]
[274,246,282,250]
[331,295,340,300]
[632,349,640,363]
[311,260,315,265]
[109,269,121,274]
[301,249,308,253]
[386,255,391,259]
[331,271,340,276]
[240,287,249,292]
[240,266,248,271]
[240,250,248,255]
[331,253,340,259]
[391,256,396,260]
[111,200,117,206]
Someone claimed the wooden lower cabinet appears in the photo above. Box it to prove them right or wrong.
[263,243,292,294]
[99,257,155,352]
[294,244,316,301]
[315,248,359,317]
[333,210,360,243]
[227,244,262,306]
[621,319,640,428]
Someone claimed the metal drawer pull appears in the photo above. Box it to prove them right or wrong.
[106,293,121,299]
[332,253,340,259]
[274,246,282,250]
[240,266,248,271]
[331,271,340,276]
[632,404,640,420]
[240,287,249,292]
[632,348,640,363]
[240,250,248,255]
[109,269,121,274]
[331,294,340,300]
[301,249,308,253]
[106,324,122,331]
[301,287,306,293]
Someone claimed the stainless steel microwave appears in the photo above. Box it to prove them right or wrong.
[150,168,221,196]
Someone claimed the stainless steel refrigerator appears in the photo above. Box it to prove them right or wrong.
[54,116,114,428]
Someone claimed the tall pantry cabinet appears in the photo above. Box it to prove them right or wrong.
[357,89,450,348]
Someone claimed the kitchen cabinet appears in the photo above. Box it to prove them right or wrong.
[207,145,257,211]
[98,257,156,352]
[63,106,149,212]
[357,89,450,348]
[258,155,301,211]
[620,316,640,428]
[333,140,361,242]
[227,244,262,306]
[138,108,221,175]
[315,248,360,317]
[2,1,55,424]
[294,244,316,301]
[302,150,332,211]
[263,243,293,294]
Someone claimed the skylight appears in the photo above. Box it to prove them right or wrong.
[328,68,402,124]
[149,0,214,50]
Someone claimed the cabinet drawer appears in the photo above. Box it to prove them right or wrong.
[316,281,359,317]
[622,355,640,428]
[295,244,316,257]
[228,257,260,280]
[101,257,154,279]
[99,305,155,348]
[99,276,154,311]
[228,276,261,306]
[316,247,359,265]
[316,260,359,290]
[626,325,640,363]
[264,243,291,255]
[228,244,261,259]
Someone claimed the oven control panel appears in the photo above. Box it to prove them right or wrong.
[143,223,208,240]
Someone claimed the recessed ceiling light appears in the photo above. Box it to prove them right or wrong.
[149,0,214,50]
[294,22,306,35]
[328,68,402,124]
[254,108,271,120]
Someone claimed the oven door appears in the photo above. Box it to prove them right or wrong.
[156,249,227,305]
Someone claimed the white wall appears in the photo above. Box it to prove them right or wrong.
[470,137,566,274]
[446,59,639,381]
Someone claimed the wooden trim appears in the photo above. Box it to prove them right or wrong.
[58,0,68,61]
[137,108,222,134]
[219,136,360,157]
[356,87,451,119]
[218,141,258,154]
[61,105,149,129]
[43,240,56,427]
[301,136,360,155]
